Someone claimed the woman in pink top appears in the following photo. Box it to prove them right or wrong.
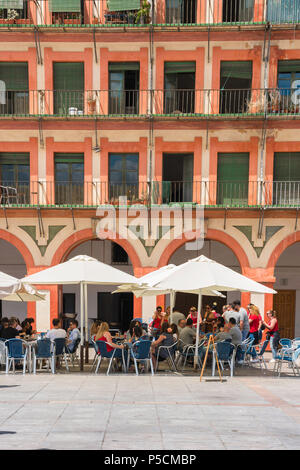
[262,310,280,361]
[187,307,200,328]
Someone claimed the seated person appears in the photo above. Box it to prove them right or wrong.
[177,318,186,335]
[170,323,179,341]
[151,323,175,370]
[179,318,197,347]
[45,318,67,341]
[0,317,9,338]
[66,319,81,353]
[128,324,143,344]
[90,320,102,340]
[26,317,36,336]
[126,320,146,341]
[95,322,127,366]
[0,318,20,340]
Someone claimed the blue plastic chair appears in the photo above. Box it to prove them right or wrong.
[95,340,126,375]
[33,339,53,374]
[274,346,300,377]
[279,338,293,349]
[256,339,269,370]
[130,340,154,375]
[52,337,69,373]
[212,341,235,377]
[5,339,28,374]
[66,337,81,366]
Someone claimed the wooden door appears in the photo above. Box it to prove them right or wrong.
[273,290,296,339]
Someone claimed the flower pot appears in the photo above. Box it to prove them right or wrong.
[16,19,31,25]
[64,19,81,25]
[0,19,14,24]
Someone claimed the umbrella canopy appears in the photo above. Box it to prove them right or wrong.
[22,255,137,286]
[151,255,276,295]
[0,271,45,302]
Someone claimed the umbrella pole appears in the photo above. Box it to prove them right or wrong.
[84,283,89,364]
[194,293,202,369]
[80,282,84,371]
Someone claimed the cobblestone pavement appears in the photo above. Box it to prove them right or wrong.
[0,357,299,450]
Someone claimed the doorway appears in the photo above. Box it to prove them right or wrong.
[162,153,194,202]
[97,292,133,333]
[273,290,296,339]
[174,292,227,317]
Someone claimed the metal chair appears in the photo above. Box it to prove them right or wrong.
[5,339,28,374]
[279,338,293,349]
[130,340,154,375]
[274,346,300,377]
[155,340,178,372]
[212,341,235,377]
[33,339,54,374]
[66,337,81,366]
[90,338,99,372]
[176,339,204,370]
[95,340,127,375]
[256,339,269,370]
[52,337,69,373]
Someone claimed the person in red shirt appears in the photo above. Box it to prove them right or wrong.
[248,305,262,345]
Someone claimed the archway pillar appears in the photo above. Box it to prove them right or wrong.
[133,267,165,319]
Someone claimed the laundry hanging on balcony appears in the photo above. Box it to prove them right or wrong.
[49,0,81,12]
[0,0,23,8]
[107,0,141,11]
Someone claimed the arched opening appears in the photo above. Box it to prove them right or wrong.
[167,239,242,316]
[0,239,27,322]
[62,239,134,333]
[273,242,300,339]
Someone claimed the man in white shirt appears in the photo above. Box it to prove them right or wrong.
[46,318,67,341]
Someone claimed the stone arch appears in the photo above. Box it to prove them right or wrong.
[267,231,300,270]
[0,229,34,272]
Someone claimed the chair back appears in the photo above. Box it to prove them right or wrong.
[258,339,269,356]
[216,341,234,361]
[36,339,52,358]
[96,340,114,358]
[279,338,292,349]
[5,338,25,358]
[53,337,66,356]
[132,340,152,360]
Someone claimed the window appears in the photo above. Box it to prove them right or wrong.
[277,61,300,112]
[105,0,140,24]
[53,62,84,115]
[109,153,139,202]
[49,0,83,24]
[220,61,252,113]
[0,153,30,204]
[273,152,300,206]
[222,0,254,23]
[267,0,300,24]
[0,62,28,115]
[217,153,249,206]
[165,0,197,24]
[162,153,194,202]
[111,243,129,264]
[109,62,140,115]
[0,0,28,20]
[164,61,195,114]
[54,153,84,204]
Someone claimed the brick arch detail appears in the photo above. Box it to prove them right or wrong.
[267,231,300,270]
[51,228,142,269]
[157,228,250,272]
[0,229,34,272]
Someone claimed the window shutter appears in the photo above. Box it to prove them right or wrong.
[274,153,300,181]
[53,62,84,90]
[49,0,81,12]
[164,62,196,74]
[109,62,140,72]
[221,61,252,80]
[54,153,84,163]
[0,63,28,91]
[0,153,29,164]
[0,0,23,8]
[217,153,249,181]
[278,61,300,73]
[107,0,140,12]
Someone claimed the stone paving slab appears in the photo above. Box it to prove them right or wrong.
[0,366,300,450]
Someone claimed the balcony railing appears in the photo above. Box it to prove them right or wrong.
[1,89,300,117]
[0,1,300,27]
[2,180,300,208]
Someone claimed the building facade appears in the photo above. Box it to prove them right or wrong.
[0,0,300,337]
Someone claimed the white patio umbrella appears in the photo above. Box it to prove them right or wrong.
[0,271,45,301]
[149,255,277,365]
[22,255,138,345]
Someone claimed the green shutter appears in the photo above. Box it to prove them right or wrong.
[49,0,81,12]
[0,0,23,8]
[0,63,28,91]
[278,60,300,73]
[0,153,29,164]
[108,0,140,12]
[221,61,252,80]
[274,153,300,181]
[54,153,84,163]
[164,62,196,74]
[217,153,249,205]
[53,62,84,90]
[109,62,140,72]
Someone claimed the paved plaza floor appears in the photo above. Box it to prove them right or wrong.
[0,355,300,451]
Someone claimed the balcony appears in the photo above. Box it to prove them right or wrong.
[1,180,299,208]
[1,89,300,118]
[0,1,300,28]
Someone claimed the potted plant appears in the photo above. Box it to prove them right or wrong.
[127,12,135,25]
[135,1,151,25]
[3,8,19,24]
[64,14,81,25]
[87,93,96,115]
[0,9,13,24]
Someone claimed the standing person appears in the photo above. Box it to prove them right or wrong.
[248,305,262,345]
[170,308,185,326]
[262,310,280,363]
[187,306,201,329]
[233,300,250,341]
